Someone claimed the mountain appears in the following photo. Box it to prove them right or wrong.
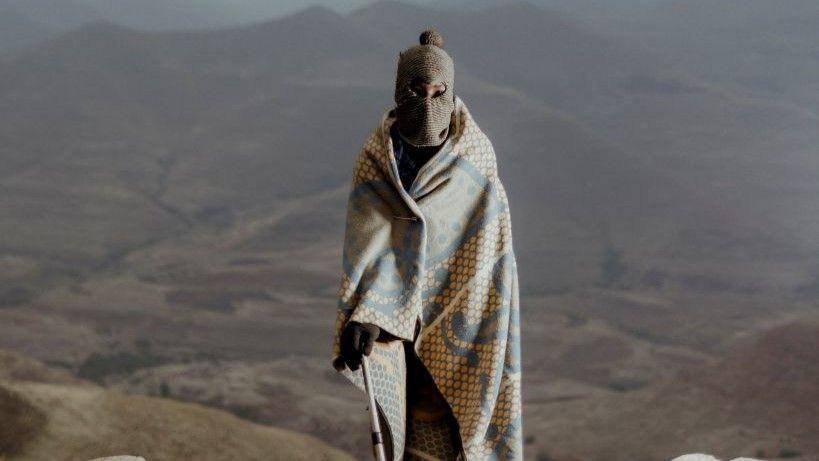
[0,0,382,54]
[84,0,259,31]
[0,3,650,297]
[0,0,384,46]
[84,0,381,30]
[0,7,389,274]
[606,0,819,112]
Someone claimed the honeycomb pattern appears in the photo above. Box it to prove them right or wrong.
[331,95,522,460]
[405,415,460,461]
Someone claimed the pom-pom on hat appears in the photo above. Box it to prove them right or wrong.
[419,29,444,47]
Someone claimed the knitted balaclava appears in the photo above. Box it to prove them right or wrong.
[394,29,456,147]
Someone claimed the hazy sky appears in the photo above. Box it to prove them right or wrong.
[2,0,673,35]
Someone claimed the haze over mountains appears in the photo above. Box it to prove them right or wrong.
[3,0,817,293]
[0,0,376,48]
[0,1,817,459]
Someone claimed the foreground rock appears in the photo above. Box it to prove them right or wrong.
[2,381,354,461]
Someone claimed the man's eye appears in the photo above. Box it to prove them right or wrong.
[432,83,447,98]
[409,78,447,98]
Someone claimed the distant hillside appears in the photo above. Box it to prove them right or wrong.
[83,0,382,30]
[84,0,259,31]
[526,320,819,461]
[0,350,86,385]
[0,4,654,296]
[2,1,815,300]
[555,0,819,113]
[689,321,819,435]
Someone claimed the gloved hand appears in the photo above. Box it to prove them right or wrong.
[339,321,380,371]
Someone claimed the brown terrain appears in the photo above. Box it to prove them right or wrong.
[526,321,819,461]
[0,1,817,459]
[0,352,354,461]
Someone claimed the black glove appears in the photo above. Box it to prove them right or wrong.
[339,321,380,371]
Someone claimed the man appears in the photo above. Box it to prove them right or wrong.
[332,29,522,461]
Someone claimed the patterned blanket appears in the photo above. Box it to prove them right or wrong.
[332,95,522,460]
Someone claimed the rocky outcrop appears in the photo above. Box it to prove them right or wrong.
[2,379,355,461]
